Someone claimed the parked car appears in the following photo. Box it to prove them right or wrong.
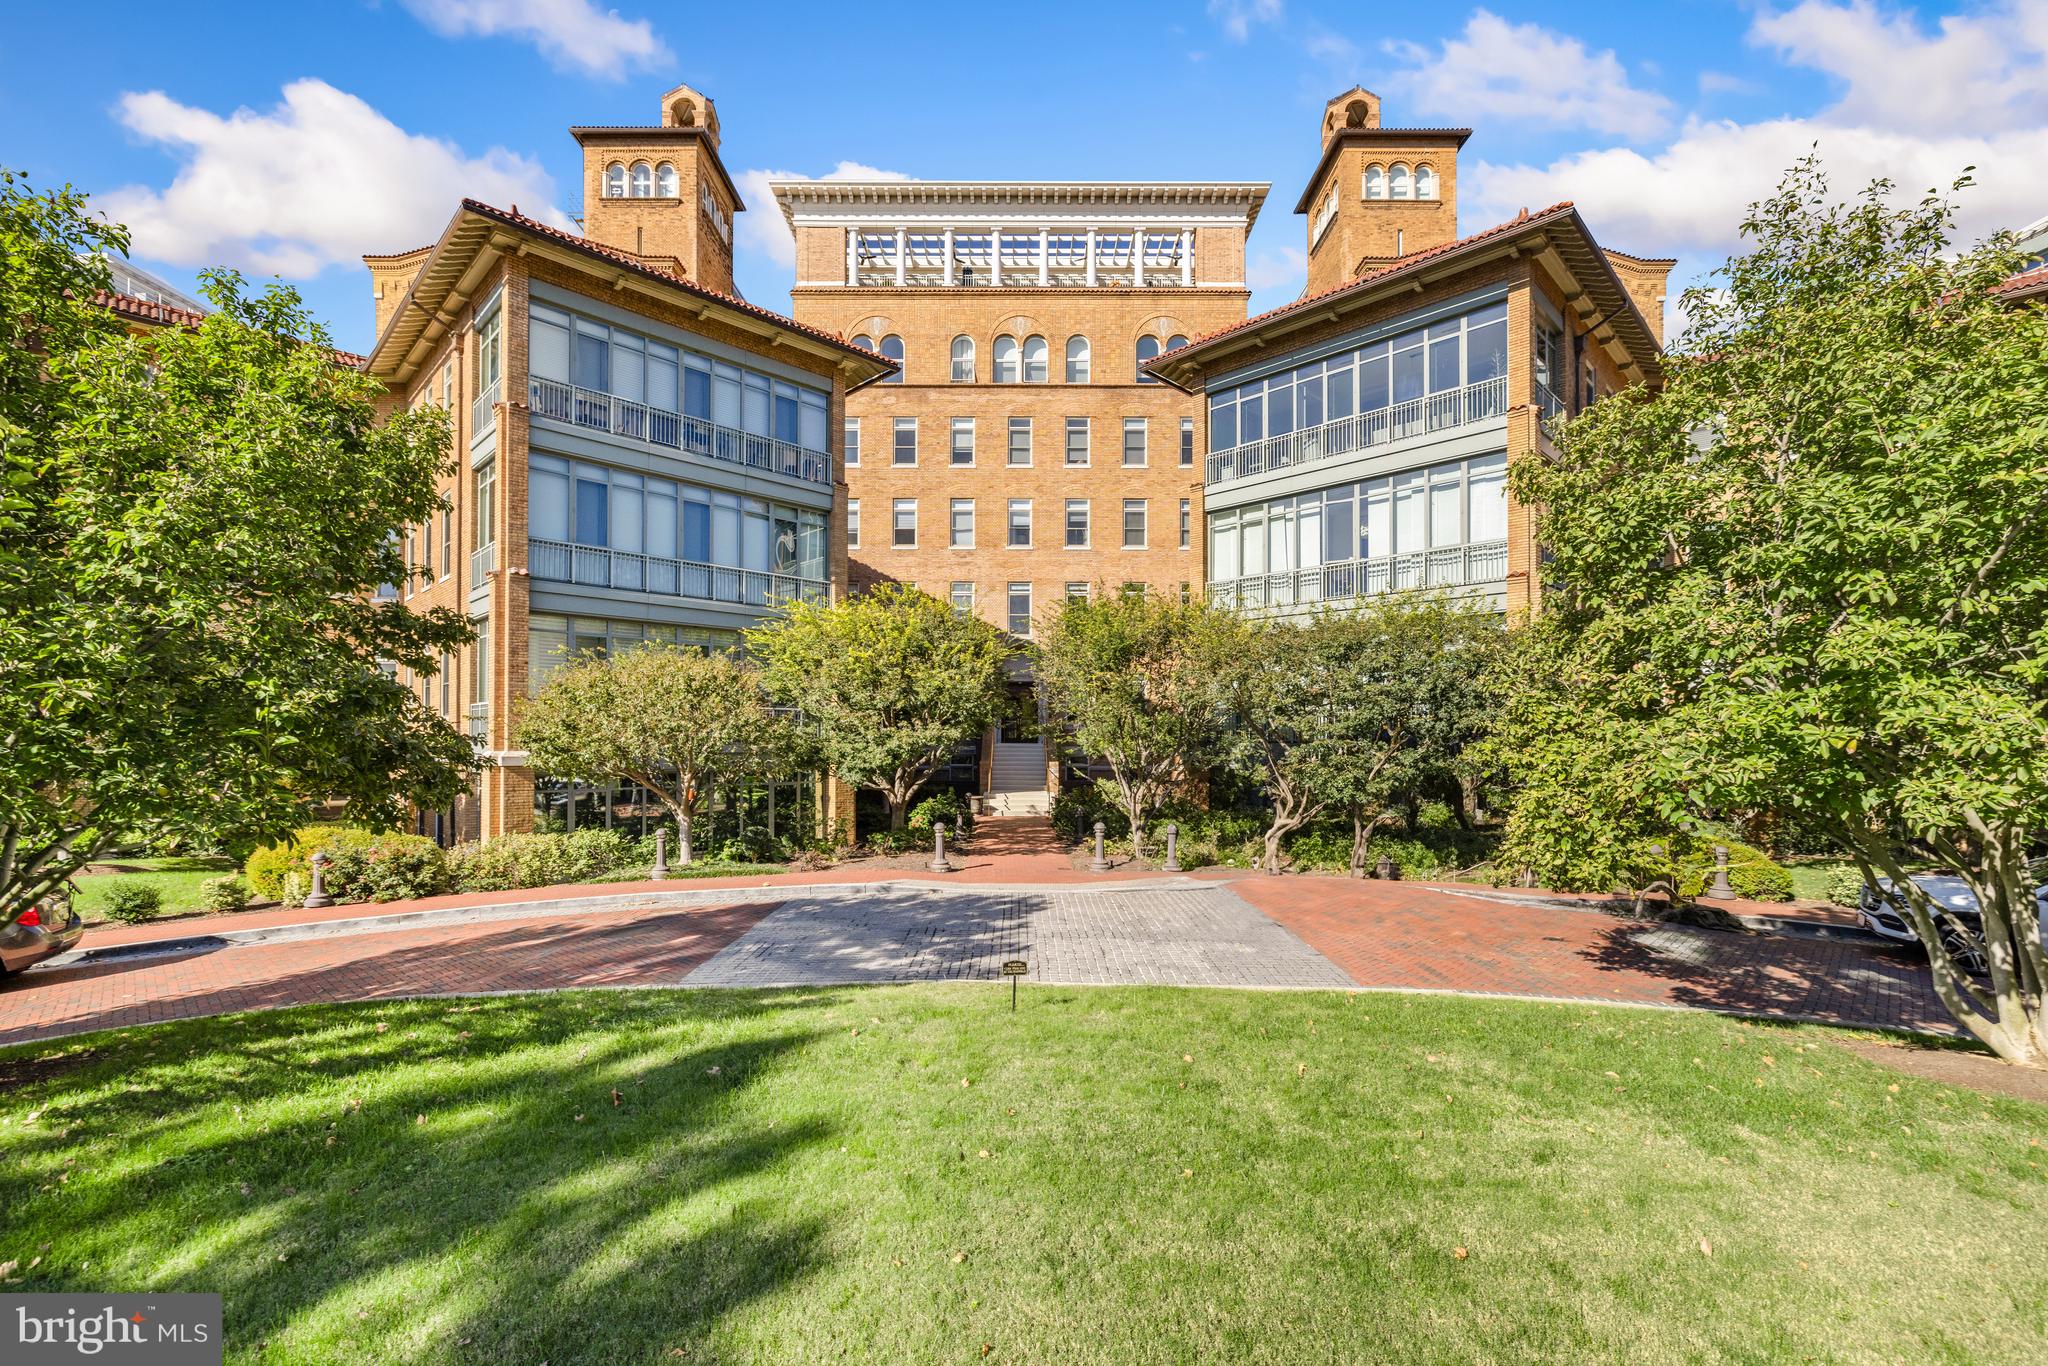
[0,896,85,977]
[1858,872,2048,976]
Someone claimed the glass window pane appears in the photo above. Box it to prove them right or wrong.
[1210,395,1237,451]
[574,476,608,546]
[1430,476,1462,547]
[1469,469,1507,541]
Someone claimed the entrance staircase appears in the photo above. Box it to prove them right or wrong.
[985,740,1050,816]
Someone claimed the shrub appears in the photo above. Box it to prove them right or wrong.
[318,832,450,904]
[1674,841,1794,903]
[243,823,357,899]
[197,875,250,914]
[1372,838,1453,880]
[1283,826,1353,872]
[1824,865,1868,907]
[101,882,163,924]
[1053,786,1131,842]
[907,790,974,839]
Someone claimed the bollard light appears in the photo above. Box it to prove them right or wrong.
[303,850,335,909]
[1706,844,1736,900]
[928,820,952,873]
[1162,822,1182,873]
[1089,820,1111,873]
[651,826,671,881]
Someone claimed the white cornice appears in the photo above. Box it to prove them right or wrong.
[770,179,1270,233]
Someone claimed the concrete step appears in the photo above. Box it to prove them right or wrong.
[983,789,1051,816]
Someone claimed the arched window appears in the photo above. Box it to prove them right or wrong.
[1166,334,1188,351]
[1388,163,1411,200]
[605,162,627,198]
[1415,164,1438,201]
[1364,164,1387,200]
[880,334,905,383]
[993,335,1020,384]
[629,161,653,198]
[1136,335,1162,383]
[1065,335,1091,383]
[1022,334,1048,383]
[851,334,876,351]
[656,162,678,197]
[950,335,975,383]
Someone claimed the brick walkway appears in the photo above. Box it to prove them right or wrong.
[1232,878,1955,1035]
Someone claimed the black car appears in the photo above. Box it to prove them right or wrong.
[0,896,85,977]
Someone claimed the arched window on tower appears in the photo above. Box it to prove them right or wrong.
[1022,335,1048,383]
[656,162,679,197]
[880,334,905,383]
[1136,335,1162,384]
[1415,164,1438,201]
[1065,335,1091,383]
[629,161,653,198]
[851,334,876,352]
[1388,164,1411,200]
[1166,334,1188,352]
[993,335,1020,384]
[950,335,976,383]
[1364,164,1387,200]
[605,162,627,199]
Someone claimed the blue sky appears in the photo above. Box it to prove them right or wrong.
[5,0,2043,352]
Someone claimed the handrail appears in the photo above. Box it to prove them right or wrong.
[471,378,501,438]
[528,376,832,486]
[1206,375,1508,487]
[528,537,829,609]
[1208,540,1509,612]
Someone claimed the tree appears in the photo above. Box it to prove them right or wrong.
[746,584,1011,830]
[1496,157,2048,1065]
[517,645,791,861]
[1218,596,1502,874]
[1035,590,1230,858]
[0,170,478,929]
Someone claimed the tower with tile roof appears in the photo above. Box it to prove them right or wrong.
[572,82,741,294]
[1298,87,1469,297]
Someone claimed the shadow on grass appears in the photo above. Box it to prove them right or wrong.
[7,989,851,1361]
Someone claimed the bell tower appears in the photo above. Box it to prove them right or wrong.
[1296,87,1468,296]
[572,82,741,295]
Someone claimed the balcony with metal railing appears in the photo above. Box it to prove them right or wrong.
[1208,540,1508,614]
[1206,375,1507,488]
[471,378,500,439]
[528,376,831,486]
[528,538,829,611]
[470,541,496,582]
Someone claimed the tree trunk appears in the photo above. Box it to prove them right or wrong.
[887,794,906,831]
[1350,811,1369,879]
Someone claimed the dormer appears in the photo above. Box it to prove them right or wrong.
[572,83,742,295]
[1296,89,1468,296]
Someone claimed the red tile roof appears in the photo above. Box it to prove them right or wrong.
[1994,265,2048,300]
[1170,202,1580,357]
[457,199,894,368]
[93,288,368,368]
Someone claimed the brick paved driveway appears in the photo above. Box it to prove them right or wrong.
[1232,878,1956,1035]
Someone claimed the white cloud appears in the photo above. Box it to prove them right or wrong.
[733,162,912,273]
[1208,0,1283,43]
[1385,9,1672,138]
[101,79,567,277]
[1464,2,2048,263]
[1749,0,2048,136]
[398,0,669,78]
[1246,244,1306,293]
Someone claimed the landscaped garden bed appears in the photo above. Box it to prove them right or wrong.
[2,986,2040,1363]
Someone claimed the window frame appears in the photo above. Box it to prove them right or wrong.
[1064,416,1090,467]
[891,498,917,548]
[892,416,917,466]
[1122,417,1148,467]
[949,416,975,467]
[949,497,975,548]
[950,335,976,383]
[1007,498,1033,549]
[1007,416,1033,467]
[1122,498,1148,550]
[1064,498,1090,549]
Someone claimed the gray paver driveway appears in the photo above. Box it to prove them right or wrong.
[683,884,1356,989]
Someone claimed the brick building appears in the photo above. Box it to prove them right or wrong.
[1148,88,1672,620]
[360,83,893,841]
[773,177,1266,810]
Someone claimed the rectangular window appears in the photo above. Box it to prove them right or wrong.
[1179,499,1191,549]
[441,507,453,579]
[1065,499,1090,548]
[1123,499,1148,549]
[844,416,860,466]
[475,308,502,391]
[1065,417,1089,466]
[1007,582,1033,636]
[893,417,917,466]
[1180,416,1194,466]
[950,417,975,466]
[1122,417,1148,467]
[1065,581,1089,602]
[473,461,496,553]
[439,650,451,718]
[469,614,490,711]
[1008,499,1033,548]
[846,498,860,548]
[1007,417,1032,466]
[892,498,917,547]
[950,498,975,548]
[949,582,974,614]
[420,518,434,581]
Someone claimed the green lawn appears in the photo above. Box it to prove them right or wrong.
[3,987,2042,1363]
[69,854,238,921]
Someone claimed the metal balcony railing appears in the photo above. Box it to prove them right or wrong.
[471,378,500,438]
[1208,540,1509,613]
[528,538,829,610]
[471,541,496,582]
[528,377,830,485]
[1206,375,1508,487]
